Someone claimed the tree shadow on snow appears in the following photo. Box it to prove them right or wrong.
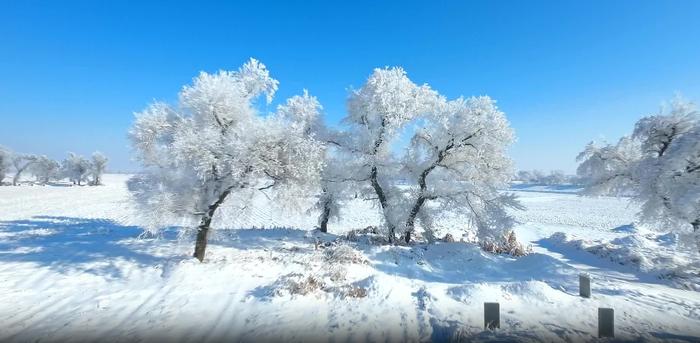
[212,227,334,252]
[534,235,673,287]
[0,216,177,279]
[368,243,579,292]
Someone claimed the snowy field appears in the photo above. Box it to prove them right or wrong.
[0,174,699,342]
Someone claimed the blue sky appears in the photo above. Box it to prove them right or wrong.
[1,1,699,173]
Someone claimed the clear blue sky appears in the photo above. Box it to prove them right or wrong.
[1,1,699,173]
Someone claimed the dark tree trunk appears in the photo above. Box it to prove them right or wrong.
[402,138,455,243]
[193,216,212,262]
[317,187,331,233]
[370,165,395,242]
[12,167,25,186]
[193,185,235,262]
[319,202,330,233]
[693,219,700,255]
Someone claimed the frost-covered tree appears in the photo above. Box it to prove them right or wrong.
[632,99,700,234]
[543,170,567,185]
[11,153,37,186]
[0,146,11,185]
[332,67,519,243]
[30,155,61,184]
[274,90,348,234]
[339,67,438,242]
[515,170,534,183]
[128,59,324,262]
[90,152,108,185]
[577,98,700,251]
[401,96,519,243]
[62,153,91,185]
[576,136,642,196]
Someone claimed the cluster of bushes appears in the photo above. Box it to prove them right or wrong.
[0,146,108,186]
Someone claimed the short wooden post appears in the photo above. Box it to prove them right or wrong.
[484,302,500,329]
[598,308,614,338]
[579,273,591,298]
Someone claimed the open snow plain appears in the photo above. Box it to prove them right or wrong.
[0,174,698,342]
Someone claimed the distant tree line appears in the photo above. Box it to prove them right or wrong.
[513,169,581,185]
[0,146,108,186]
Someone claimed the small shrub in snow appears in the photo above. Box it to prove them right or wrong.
[288,275,324,296]
[324,244,368,265]
[344,285,368,298]
[346,226,389,245]
[442,233,455,243]
[479,230,531,257]
[273,273,325,296]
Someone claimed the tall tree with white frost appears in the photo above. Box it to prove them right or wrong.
[332,67,519,243]
[30,155,61,184]
[12,153,37,186]
[632,100,700,235]
[576,136,641,196]
[402,96,520,243]
[0,146,11,185]
[577,98,700,252]
[341,67,438,242]
[90,152,108,185]
[62,153,91,185]
[128,59,324,262]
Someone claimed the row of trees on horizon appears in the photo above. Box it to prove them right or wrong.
[0,147,108,186]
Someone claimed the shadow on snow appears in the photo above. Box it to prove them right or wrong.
[0,216,175,278]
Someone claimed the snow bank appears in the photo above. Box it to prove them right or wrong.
[543,229,700,291]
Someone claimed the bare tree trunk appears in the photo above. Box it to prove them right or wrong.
[319,202,330,233]
[316,187,332,233]
[692,219,700,255]
[403,139,455,243]
[193,185,235,262]
[193,216,213,262]
[370,165,395,242]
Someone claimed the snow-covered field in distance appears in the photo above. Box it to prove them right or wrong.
[0,174,698,342]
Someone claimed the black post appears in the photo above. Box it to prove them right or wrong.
[598,308,614,338]
[484,302,500,329]
[580,273,591,298]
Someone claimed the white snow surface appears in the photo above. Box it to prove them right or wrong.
[0,174,698,342]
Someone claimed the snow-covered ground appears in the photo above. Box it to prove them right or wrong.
[0,174,698,342]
